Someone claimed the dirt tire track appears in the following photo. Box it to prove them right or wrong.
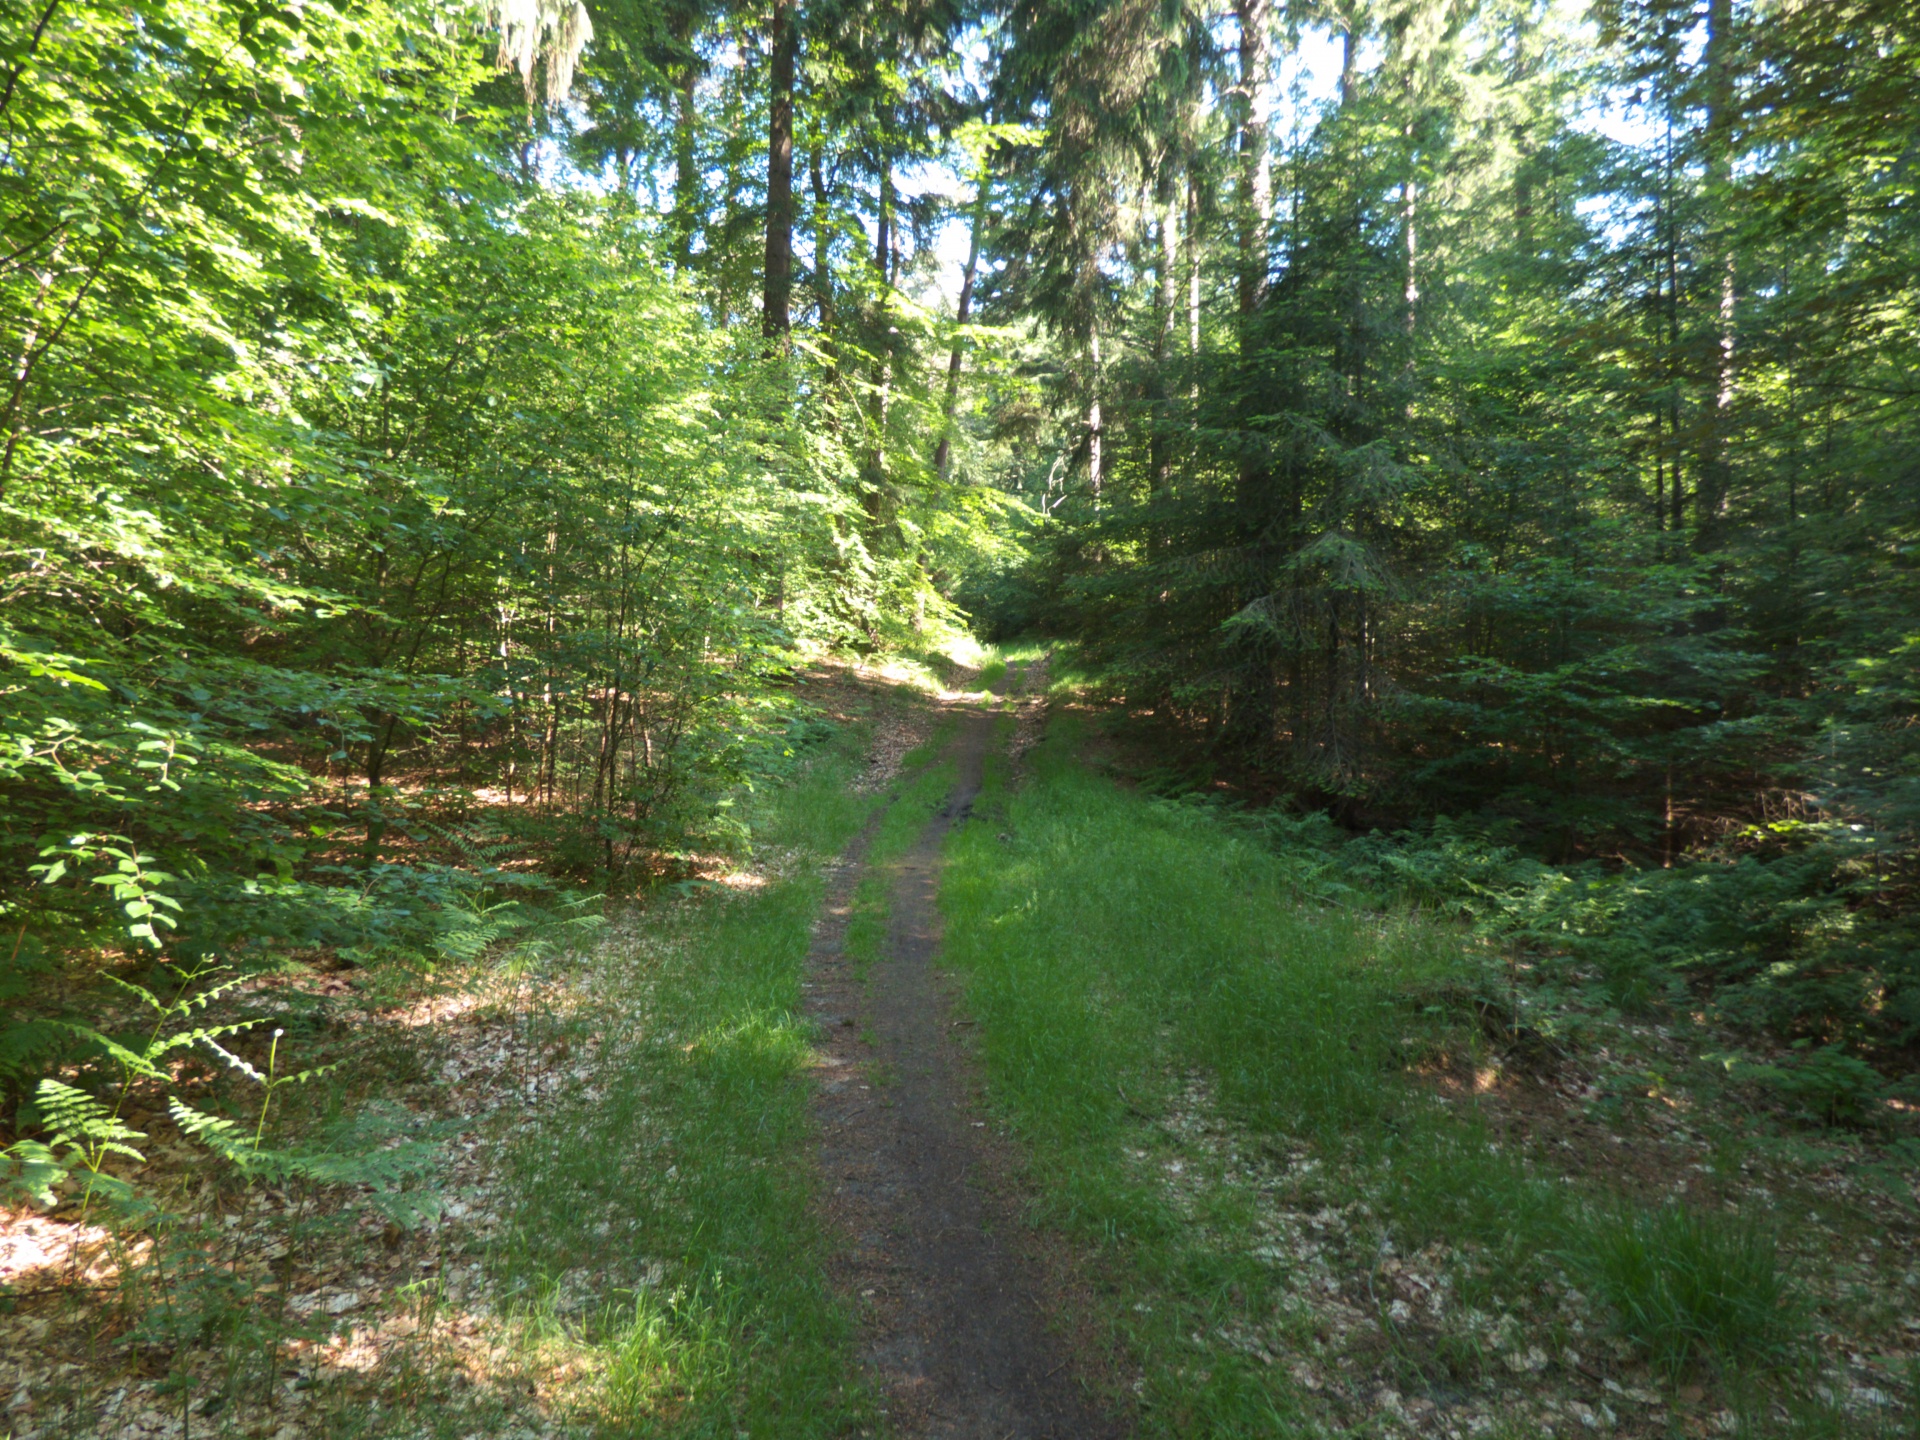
[808,684,1123,1440]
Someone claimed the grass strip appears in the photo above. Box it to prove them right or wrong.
[484,720,912,1437]
[841,715,962,979]
[941,714,1823,1437]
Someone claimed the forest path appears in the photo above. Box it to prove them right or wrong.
[805,671,1123,1440]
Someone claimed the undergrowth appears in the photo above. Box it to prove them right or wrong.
[1570,1202,1802,1382]
[489,705,953,1436]
[1147,787,1919,1119]
[940,713,1862,1437]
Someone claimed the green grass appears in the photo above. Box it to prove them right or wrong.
[487,721,888,1437]
[939,713,1808,1433]
[989,638,1053,665]
[842,718,961,976]
[1570,1202,1801,1381]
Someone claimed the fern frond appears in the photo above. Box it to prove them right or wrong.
[48,1022,169,1081]
[0,1140,67,1208]
[37,1079,146,1163]
[171,1097,443,1204]
[105,968,250,1015]
[148,1018,259,1064]
[196,1035,264,1082]
[168,1098,253,1165]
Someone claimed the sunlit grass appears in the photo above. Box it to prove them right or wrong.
[870,629,990,692]
[940,713,1811,1434]
[843,735,959,978]
[988,637,1053,666]
[1570,1202,1802,1381]
[491,722,883,1437]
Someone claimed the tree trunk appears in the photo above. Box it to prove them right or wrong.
[1400,71,1418,395]
[934,171,989,480]
[1186,172,1200,371]
[1150,183,1179,500]
[762,0,796,340]
[1233,0,1273,538]
[1510,16,1535,255]
[672,41,698,271]
[1087,323,1103,502]
[810,146,835,337]
[1234,0,1273,320]
[867,156,894,516]
[361,713,400,866]
[1339,7,1356,108]
[874,157,892,282]
[1696,0,1736,548]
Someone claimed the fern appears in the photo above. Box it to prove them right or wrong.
[0,956,251,1213]
[27,1078,149,1212]
[171,1098,446,1225]
[0,1138,67,1208]
[434,894,536,965]
[4,957,447,1231]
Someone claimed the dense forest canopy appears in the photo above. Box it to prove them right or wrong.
[2,0,1917,1145]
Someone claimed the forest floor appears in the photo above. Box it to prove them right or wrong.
[3,653,1918,1439]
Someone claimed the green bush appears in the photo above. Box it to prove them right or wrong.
[1208,798,1914,1075]
[1738,1042,1906,1127]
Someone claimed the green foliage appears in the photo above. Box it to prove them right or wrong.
[30,838,182,951]
[1,951,442,1224]
[996,0,1920,1079]
[496,720,881,1434]
[0,0,976,1240]
[2,958,241,1204]
[945,716,1825,1427]
[13,1079,148,1211]
[1734,1043,1911,1128]
[169,1097,444,1227]
[1566,1203,1802,1380]
[1171,790,1914,1081]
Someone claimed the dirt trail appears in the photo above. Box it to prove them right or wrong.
[807,679,1122,1440]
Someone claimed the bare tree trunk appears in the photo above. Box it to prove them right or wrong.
[1234,0,1273,320]
[1232,0,1274,578]
[1149,183,1179,501]
[672,48,698,271]
[934,172,989,479]
[1663,112,1684,535]
[1400,91,1418,398]
[1186,174,1200,391]
[1087,324,1103,502]
[1339,7,1356,107]
[874,158,892,282]
[867,157,895,519]
[1510,15,1535,255]
[540,528,560,806]
[1696,0,1737,549]
[762,0,795,341]
[810,147,835,337]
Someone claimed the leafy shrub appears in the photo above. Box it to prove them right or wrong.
[1737,1042,1907,1127]
[1228,800,1916,1065]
